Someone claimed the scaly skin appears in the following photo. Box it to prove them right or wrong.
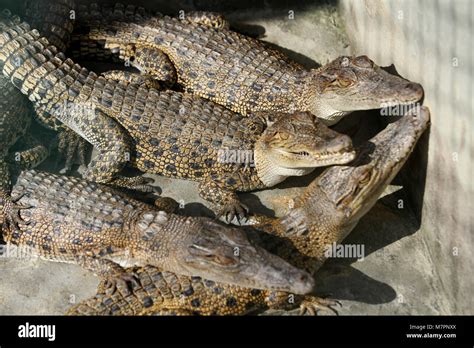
[1,1,76,231]
[70,3,227,85]
[69,3,175,84]
[4,169,314,295]
[0,11,151,190]
[68,106,430,315]
[80,3,424,125]
[98,72,355,221]
[25,0,75,52]
[24,0,90,172]
[0,73,47,235]
[0,11,356,219]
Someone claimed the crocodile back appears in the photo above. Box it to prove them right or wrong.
[90,78,266,179]
[5,170,151,256]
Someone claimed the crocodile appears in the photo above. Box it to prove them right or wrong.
[95,73,356,221]
[68,106,431,315]
[0,12,356,220]
[3,169,315,295]
[78,3,424,125]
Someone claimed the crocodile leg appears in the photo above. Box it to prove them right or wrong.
[298,296,342,315]
[198,176,250,223]
[33,105,90,174]
[108,176,156,193]
[7,134,49,169]
[65,107,152,191]
[56,128,90,174]
[0,189,30,237]
[263,291,340,316]
[102,43,177,86]
[1,137,48,234]
[77,256,140,296]
[0,162,23,234]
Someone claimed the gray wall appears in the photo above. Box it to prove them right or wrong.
[340,0,473,314]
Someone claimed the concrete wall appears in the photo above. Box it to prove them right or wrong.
[340,0,473,314]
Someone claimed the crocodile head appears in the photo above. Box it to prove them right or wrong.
[307,55,424,125]
[254,111,355,187]
[280,106,430,261]
[137,215,314,294]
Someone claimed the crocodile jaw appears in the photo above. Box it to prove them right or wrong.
[253,145,315,187]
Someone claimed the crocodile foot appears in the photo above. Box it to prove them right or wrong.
[111,176,157,193]
[103,272,141,296]
[280,208,308,236]
[57,130,89,174]
[76,170,157,193]
[1,193,31,233]
[218,201,249,225]
[299,295,342,316]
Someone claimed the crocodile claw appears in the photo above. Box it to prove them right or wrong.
[299,295,342,316]
[103,273,141,296]
[280,208,308,236]
[1,194,32,233]
[127,177,157,193]
[93,175,157,194]
[218,202,249,225]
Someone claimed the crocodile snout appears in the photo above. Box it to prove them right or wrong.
[402,82,424,100]
[291,272,315,295]
[328,134,353,153]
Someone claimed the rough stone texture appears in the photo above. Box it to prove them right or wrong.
[0,0,470,315]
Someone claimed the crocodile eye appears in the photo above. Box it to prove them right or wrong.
[274,132,289,141]
[335,79,353,88]
[359,171,371,185]
[318,73,336,84]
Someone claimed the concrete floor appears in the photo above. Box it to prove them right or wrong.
[0,0,459,314]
